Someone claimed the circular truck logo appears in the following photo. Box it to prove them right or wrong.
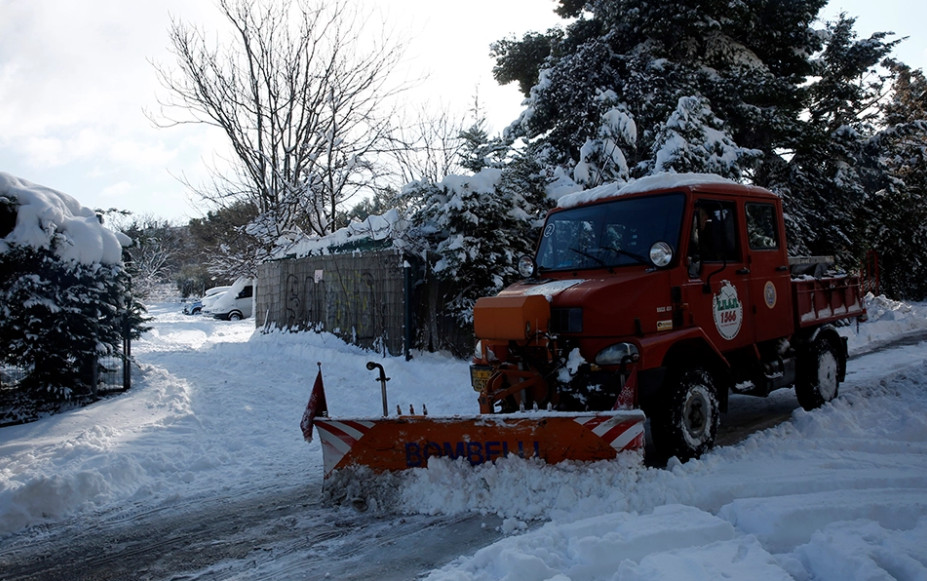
[713,280,743,340]
[764,280,777,309]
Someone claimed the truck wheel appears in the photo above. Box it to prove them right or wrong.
[229,311,243,321]
[796,336,841,410]
[651,366,720,462]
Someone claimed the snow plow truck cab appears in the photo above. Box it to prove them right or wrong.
[470,174,866,461]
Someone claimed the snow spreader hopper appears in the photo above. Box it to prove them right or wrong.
[311,174,866,476]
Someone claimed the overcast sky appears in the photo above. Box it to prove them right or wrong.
[1,0,925,224]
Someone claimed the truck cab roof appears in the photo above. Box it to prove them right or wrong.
[556,173,777,210]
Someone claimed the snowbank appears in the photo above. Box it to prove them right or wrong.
[416,362,927,580]
[848,294,927,351]
[1,295,926,580]
[0,172,129,264]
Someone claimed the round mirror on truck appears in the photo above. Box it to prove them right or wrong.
[650,241,673,267]
[517,255,537,278]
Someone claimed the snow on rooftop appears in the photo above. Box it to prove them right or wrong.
[557,172,738,209]
[0,172,129,265]
[274,208,407,260]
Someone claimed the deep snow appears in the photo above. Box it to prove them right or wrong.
[1,295,926,579]
[0,172,129,264]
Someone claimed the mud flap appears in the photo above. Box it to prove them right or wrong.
[315,410,646,477]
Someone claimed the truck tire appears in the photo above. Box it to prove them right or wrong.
[651,366,720,462]
[796,336,841,410]
[229,311,243,321]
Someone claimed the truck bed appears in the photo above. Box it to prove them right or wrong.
[792,275,865,327]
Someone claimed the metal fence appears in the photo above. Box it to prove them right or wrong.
[0,339,132,394]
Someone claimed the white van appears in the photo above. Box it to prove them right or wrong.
[183,285,231,315]
[203,278,253,320]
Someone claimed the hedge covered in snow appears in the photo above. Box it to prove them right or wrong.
[0,173,146,402]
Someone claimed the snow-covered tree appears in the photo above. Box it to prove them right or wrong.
[497,0,826,182]
[863,63,927,299]
[404,158,549,324]
[649,96,761,179]
[572,90,635,187]
[492,1,910,274]
[766,14,899,266]
[0,247,141,400]
[458,97,510,174]
[0,174,148,402]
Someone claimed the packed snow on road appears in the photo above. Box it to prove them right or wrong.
[1,295,927,580]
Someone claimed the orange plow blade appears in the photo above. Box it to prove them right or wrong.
[315,410,646,477]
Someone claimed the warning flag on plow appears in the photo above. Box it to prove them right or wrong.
[300,363,328,442]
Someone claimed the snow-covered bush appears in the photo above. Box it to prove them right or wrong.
[0,173,147,401]
[404,160,550,324]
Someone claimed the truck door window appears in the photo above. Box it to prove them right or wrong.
[745,203,779,250]
[690,200,739,263]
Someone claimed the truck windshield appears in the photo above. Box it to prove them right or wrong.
[536,193,685,271]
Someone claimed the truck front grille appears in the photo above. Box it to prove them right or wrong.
[550,307,583,334]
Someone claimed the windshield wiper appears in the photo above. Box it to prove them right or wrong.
[570,247,609,269]
[600,246,649,265]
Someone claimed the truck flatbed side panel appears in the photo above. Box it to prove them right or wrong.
[792,275,865,328]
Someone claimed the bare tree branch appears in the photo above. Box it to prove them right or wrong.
[149,0,407,267]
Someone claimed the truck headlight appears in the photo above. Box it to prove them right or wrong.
[594,342,640,366]
[474,340,498,362]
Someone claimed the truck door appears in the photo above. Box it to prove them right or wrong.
[684,198,753,350]
[743,201,794,343]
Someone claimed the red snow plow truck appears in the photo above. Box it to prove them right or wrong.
[313,174,866,476]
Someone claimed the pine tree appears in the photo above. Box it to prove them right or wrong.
[491,1,910,273]
[495,0,827,182]
[405,155,550,324]
[0,246,147,401]
[458,120,507,174]
[649,96,761,178]
[765,15,898,266]
[572,90,635,187]
[863,63,927,299]
[458,96,509,174]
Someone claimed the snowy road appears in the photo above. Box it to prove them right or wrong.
[0,305,503,580]
[2,298,927,580]
[0,485,502,580]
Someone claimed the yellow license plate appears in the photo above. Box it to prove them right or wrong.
[470,365,493,392]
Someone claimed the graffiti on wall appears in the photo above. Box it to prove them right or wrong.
[281,260,395,348]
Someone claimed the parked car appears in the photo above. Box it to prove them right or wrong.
[203,279,253,320]
[183,286,231,315]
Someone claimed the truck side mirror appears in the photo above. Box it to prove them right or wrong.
[649,241,673,268]
[688,256,702,278]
